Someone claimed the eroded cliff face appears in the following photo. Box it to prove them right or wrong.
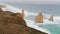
[0,9,48,34]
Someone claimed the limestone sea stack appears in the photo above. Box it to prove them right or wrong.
[35,13,43,23]
[0,5,6,12]
[17,9,25,19]
[49,15,54,21]
[0,4,6,8]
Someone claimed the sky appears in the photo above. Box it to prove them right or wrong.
[0,0,60,4]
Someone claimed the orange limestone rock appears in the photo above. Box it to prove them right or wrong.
[17,9,25,19]
[0,5,6,8]
[21,9,25,17]
[17,13,23,19]
[0,8,3,12]
[0,5,5,12]
[35,13,43,23]
[49,15,54,21]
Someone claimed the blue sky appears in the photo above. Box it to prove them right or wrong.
[0,0,60,4]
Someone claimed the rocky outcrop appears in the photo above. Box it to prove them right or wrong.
[0,22,48,34]
[35,13,43,23]
[0,8,47,34]
[0,5,5,12]
[49,15,54,21]
[17,9,25,19]
[0,8,3,12]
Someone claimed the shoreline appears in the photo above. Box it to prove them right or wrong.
[25,20,51,34]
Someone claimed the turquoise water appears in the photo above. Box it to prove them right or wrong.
[39,24,60,34]
[0,2,60,34]
[25,15,60,34]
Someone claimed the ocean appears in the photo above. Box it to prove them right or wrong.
[6,3,60,16]
[1,3,60,34]
[7,3,60,34]
[39,24,60,34]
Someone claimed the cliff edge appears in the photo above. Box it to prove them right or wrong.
[0,9,48,34]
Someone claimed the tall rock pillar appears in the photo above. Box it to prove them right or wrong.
[49,15,54,21]
[35,13,43,23]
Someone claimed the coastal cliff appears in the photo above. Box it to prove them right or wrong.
[0,9,48,34]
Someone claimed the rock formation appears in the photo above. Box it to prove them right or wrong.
[17,9,25,19]
[21,9,25,17]
[35,13,43,23]
[0,5,5,12]
[0,5,5,8]
[49,15,54,21]
[0,8,47,34]
[0,8,3,12]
